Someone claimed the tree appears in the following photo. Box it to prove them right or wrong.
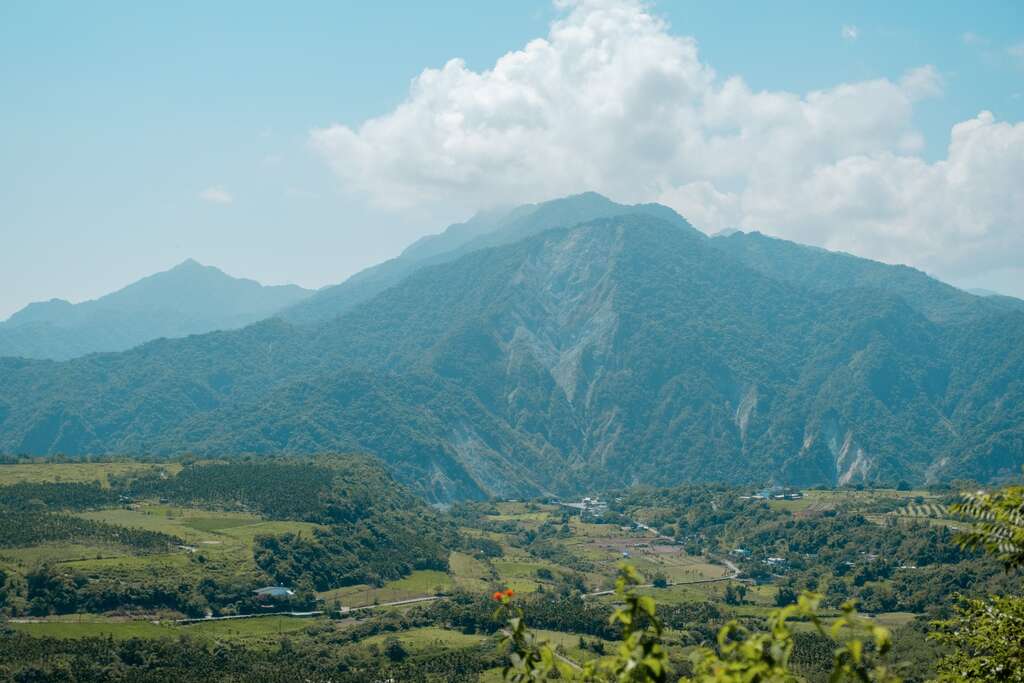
[929,481,1024,680]
[930,594,1024,681]
[384,636,408,662]
[723,583,746,605]
[775,585,797,607]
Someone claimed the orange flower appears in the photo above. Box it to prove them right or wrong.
[492,591,504,602]
[504,588,514,598]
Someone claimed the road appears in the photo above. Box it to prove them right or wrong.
[348,595,444,611]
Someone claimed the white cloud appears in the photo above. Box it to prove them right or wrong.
[311,0,1024,290]
[735,111,1024,281]
[962,31,986,46]
[841,25,859,41]
[900,65,943,101]
[198,186,233,204]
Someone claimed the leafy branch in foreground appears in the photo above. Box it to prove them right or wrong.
[949,482,1024,570]
[495,564,899,682]
[929,479,1024,681]
[929,594,1024,682]
[683,592,897,683]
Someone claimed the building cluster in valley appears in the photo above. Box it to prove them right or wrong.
[556,495,610,519]
[740,485,804,501]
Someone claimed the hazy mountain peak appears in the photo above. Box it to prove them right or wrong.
[4,298,75,326]
[170,257,206,271]
[0,262,313,360]
[283,192,696,325]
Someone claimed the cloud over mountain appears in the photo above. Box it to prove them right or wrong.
[311,0,1023,294]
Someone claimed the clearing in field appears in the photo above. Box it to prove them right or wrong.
[318,569,454,608]
[449,551,494,592]
[358,626,488,654]
[0,461,179,487]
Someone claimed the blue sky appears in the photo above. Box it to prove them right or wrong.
[2,1,1022,318]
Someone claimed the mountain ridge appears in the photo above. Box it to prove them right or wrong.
[281,192,701,325]
[0,260,313,361]
[0,202,1020,501]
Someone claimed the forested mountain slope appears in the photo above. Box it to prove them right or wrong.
[0,204,1021,500]
[710,230,1024,322]
[0,259,312,360]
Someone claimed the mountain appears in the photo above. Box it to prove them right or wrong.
[0,260,313,360]
[709,231,1024,322]
[0,196,1020,500]
[281,192,696,324]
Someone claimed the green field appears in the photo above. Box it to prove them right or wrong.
[318,569,455,607]
[359,626,489,653]
[0,461,179,487]
[449,551,494,592]
[0,542,130,567]
[9,614,323,641]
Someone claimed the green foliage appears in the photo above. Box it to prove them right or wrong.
[127,460,337,521]
[0,482,118,511]
[950,483,1024,570]
[497,565,671,682]
[928,482,1024,680]
[0,511,179,552]
[132,457,457,591]
[0,630,501,682]
[495,564,900,682]
[683,594,898,683]
[930,594,1024,682]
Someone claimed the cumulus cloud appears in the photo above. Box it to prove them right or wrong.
[199,186,233,204]
[841,25,859,41]
[311,0,1024,291]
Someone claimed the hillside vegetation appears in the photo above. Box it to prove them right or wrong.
[0,195,1021,499]
[2,459,1021,681]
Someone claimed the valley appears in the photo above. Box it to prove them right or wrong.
[1,457,1012,681]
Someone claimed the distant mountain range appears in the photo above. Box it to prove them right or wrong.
[0,194,1021,500]
[0,260,312,360]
